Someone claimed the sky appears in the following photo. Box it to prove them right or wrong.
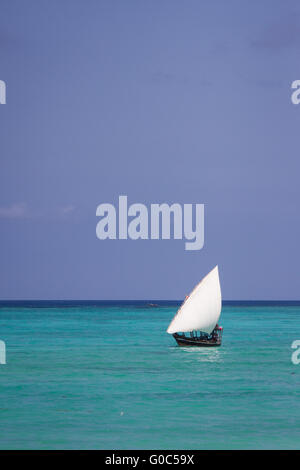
[0,0,300,300]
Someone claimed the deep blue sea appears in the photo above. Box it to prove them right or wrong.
[0,301,299,449]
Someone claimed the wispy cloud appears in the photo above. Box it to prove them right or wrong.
[0,203,76,219]
[59,205,75,216]
[255,79,284,89]
[0,202,28,218]
[151,71,212,87]
[252,15,300,51]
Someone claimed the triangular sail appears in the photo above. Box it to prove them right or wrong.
[167,266,222,335]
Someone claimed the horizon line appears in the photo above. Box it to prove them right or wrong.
[1,299,300,303]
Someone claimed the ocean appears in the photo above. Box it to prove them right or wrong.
[0,301,299,449]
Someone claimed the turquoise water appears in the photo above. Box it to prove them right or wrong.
[0,301,300,449]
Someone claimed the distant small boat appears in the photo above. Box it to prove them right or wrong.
[167,266,223,347]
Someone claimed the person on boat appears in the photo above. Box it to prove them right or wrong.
[212,328,217,341]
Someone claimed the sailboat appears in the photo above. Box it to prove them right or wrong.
[167,266,223,347]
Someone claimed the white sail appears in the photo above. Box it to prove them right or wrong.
[167,266,222,335]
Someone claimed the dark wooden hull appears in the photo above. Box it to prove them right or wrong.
[173,333,221,347]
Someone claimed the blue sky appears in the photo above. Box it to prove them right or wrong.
[1,0,300,299]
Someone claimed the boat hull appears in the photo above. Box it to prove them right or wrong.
[173,333,221,347]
